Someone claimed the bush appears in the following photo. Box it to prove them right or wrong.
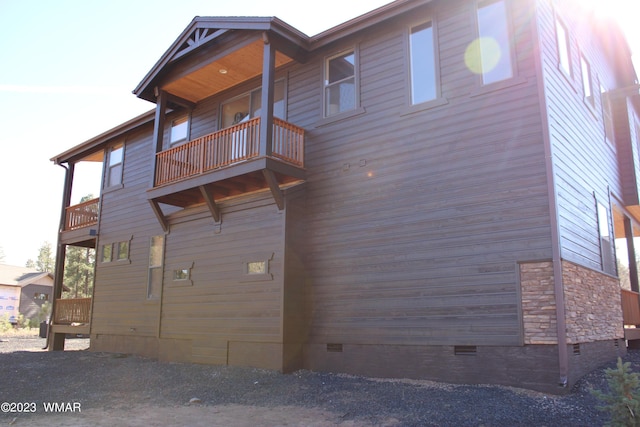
[593,357,640,426]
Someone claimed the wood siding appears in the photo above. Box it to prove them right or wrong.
[536,0,623,271]
[288,0,549,347]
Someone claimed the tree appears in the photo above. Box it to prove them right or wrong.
[62,194,96,298]
[63,246,95,298]
[26,242,55,273]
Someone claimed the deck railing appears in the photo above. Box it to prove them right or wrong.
[54,298,92,324]
[64,198,99,231]
[155,117,304,187]
[622,289,640,325]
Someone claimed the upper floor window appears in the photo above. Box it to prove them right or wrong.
[409,21,438,104]
[555,18,571,76]
[476,0,513,85]
[324,49,357,117]
[106,143,123,188]
[580,55,593,105]
[170,116,189,145]
[221,80,285,128]
[600,85,614,144]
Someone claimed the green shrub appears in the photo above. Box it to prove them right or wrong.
[593,357,640,426]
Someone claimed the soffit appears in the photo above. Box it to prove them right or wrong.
[162,40,294,103]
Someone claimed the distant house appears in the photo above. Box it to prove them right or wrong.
[50,0,640,393]
[0,264,53,323]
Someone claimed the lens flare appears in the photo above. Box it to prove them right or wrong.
[464,37,503,75]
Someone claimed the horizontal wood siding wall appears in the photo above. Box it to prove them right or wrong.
[536,0,623,270]
[92,123,166,337]
[160,194,285,365]
[288,0,550,347]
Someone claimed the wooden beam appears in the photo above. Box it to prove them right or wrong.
[259,38,275,157]
[166,93,196,110]
[262,169,284,210]
[148,200,169,232]
[152,89,168,187]
[199,185,221,223]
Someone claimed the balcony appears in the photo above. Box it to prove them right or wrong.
[147,117,305,223]
[60,198,99,247]
[51,297,91,335]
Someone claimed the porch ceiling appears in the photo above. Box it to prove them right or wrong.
[162,40,294,103]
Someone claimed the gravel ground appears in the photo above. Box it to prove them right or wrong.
[0,334,633,426]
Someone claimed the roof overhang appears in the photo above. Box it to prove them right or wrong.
[133,17,310,104]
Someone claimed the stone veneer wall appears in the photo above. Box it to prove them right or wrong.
[520,261,557,344]
[562,261,624,343]
[520,261,624,345]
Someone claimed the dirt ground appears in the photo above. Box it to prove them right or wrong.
[0,334,394,427]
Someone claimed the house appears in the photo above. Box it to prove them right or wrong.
[49,0,640,393]
[0,264,53,323]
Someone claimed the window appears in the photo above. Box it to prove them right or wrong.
[117,241,129,261]
[409,21,437,104]
[598,202,614,274]
[324,49,356,117]
[170,116,189,145]
[476,0,513,84]
[101,244,112,263]
[34,293,49,301]
[221,80,285,129]
[106,143,124,187]
[555,18,571,76]
[600,85,614,144]
[147,235,164,299]
[100,238,131,264]
[581,56,593,105]
[174,269,189,280]
[246,261,266,275]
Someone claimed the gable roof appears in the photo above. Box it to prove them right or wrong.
[0,264,54,288]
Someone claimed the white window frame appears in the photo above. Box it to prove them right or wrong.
[409,20,439,105]
[105,143,124,188]
[555,17,571,76]
[581,55,593,105]
[323,48,358,118]
[475,0,515,85]
[170,115,189,146]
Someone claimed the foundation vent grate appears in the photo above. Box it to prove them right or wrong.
[572,344,581,355]
[327,343,343,353]
[454,345,477,356]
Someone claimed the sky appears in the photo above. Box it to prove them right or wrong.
[0,0,638,266]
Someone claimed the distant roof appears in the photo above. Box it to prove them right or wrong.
[0,264,54,288]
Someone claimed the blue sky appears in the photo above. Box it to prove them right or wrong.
[0,0,637,266]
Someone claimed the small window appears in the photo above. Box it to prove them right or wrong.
[106,143,124,188]
[409,21,437,104]
[324,49,357,117]
[555,18,571,76]
[174,269,189,280]
[147,235,165,299]
[101,244,112,263]
[117,241,129,261]
[598,202,614,274]
[34,293,49,301]
[581,56,593,105]
[600,85,614,144]
[476,0,513,85]
[246,261,266,275]
[170,116,189,145]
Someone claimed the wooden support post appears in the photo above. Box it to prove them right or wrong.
[263,169,284,210]
[199,185,221,223]
[148,200,169,232]
[49,163,74,351]
[152,89,168,187]
[259,35,275,158]
[625,217,639,293]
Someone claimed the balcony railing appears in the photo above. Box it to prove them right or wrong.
[54,298,91,324]
[622,289,640,325]
[64,198,99,231]
[155,117,304,187]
